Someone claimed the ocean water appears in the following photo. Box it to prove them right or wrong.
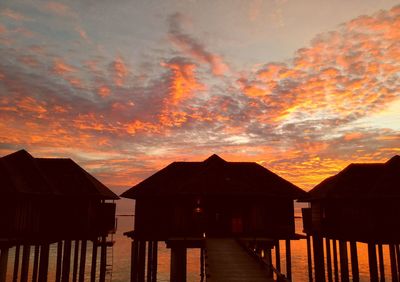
[4,203,397,281]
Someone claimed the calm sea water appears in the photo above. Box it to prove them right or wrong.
[5,203,396,281]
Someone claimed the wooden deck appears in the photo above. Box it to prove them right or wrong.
[205,238,274,282]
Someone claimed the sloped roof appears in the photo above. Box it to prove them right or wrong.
[1,149,118,199]
[308,155,400,200]
[121,154,306,199]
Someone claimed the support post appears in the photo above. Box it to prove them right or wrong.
[138,240,146,282]
[333,240,339,282]
[396,245,400,280]
[55,241,63,282]
[90,239,98,282]
[38,244,50,282]
[147,241,153,282]
[326,238,333,282]
[350,241,359,282]
[286,239,292,281]
[306,236,313,282]
[61,240,72,282]
[32,245,40,282]
[170,246,187,282]
[131,240,139,282]
[275,240,281,273]
[151,241,158,282]
[312,234,325,282]
[389,244,398,282]
[378,244,385,282]
[200,247,204,281]
[20,245,31,282]
[0,247,9,282]
[266,248,273,278]
[78,240,87,282]
[369,243,379,282]
[12,245,20,282]
[339,240,349,282]
[99,236,107,282]
[72,240,80,282]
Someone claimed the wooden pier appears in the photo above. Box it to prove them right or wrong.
[205,238,274,282]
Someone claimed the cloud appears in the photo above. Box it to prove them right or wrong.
[109,56,129,87]
[1,8,32,21]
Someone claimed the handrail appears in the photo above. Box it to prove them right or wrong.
[236,239,290,282]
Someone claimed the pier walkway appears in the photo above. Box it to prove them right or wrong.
[205,238,274,282]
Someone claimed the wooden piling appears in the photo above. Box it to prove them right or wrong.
[72,240,80,282]
[151,241,158,282]
[326,238,333,282]
[99,236,107,282]
[32,245,40,282]
[339,240,349,282]
[38,244,50,282]
[266,247,273,278]
[200,247,204,281]
[368,243,379,282]
[378,244,385,282]
[389,244,398,282]
[0,247,9,282]
[306,236,313,282]
[55,241,63,282]
[20,245,31,282]
[78,240,87,282]
[396,245,400,279]
[350,241,359,282]
[90,239,98,282]
[312,234,325,282]
[61,240,72,282]
[131,240,139,282]
[170,246,187,282]
[286,239,292,281]
[275,240,281,273]
[147,241,153,282]
[12,245,20,282]
[138,240,146,282]
[332,240,339,282]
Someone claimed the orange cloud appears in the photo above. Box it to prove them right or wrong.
[1,8,31,21]
[111,56,128,87]
[53,59,77,75]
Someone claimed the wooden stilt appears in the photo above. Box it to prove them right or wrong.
[286,239,292,281]
[20,245,31,282]
[90,239,98,282]
[61,240,72,282]
[339,240,349,282]
[131,240,139,282]
[306,236,313,282]
[55,241,63,282]
[72,240,80,282]
[12,245,20,282]
[0,247,9,282]
[99,236,107,282]
[266,248,273,278]
[389,244,398,282]
[396,245,400,279]
[378,244,385,282]
[332,240,339,282]
[312,234,325,282]
[38,244,50,282]
[78,240,87,282]
[32,245,40,282]
[151,241,158,282]
[170,246,186,282]
[147,241,153,282]
[200,247,204,281]
[326,238,333,282]
[275,240,281,273]
[350,241,359,282]
[368,243,379,282]
[138,240,146,282]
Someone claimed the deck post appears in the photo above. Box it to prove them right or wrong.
[20,244,31,282]
[326,238,333,282]
[350,241,359,282]
[90,239,98,282]
[266,247,273,278]
[339,240,349,282]
[55,241,63,282]
[378,244,385,282]
[12,245,20,282]
[32,245,40,282]
[72,240,80,282]
[332,240,339,282]
[99,236,107,282]
[131,240,139,282]
[396,245,400,279]
[151,241,158,282]
[78,240,87,282]
[147,241,153,282]
[138,240,146,282]
[368,243,379,282]
[38,243,50,282]
[200,246,204,281]
[285,239,292,281]
[275,240,281,273]
[389,244,398,282]
[61,239,72,282]
[0,247,9,282]
[306,236,313,282]
[312,234,325,282]
[170,246,187,282]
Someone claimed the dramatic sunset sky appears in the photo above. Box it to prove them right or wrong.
[1,0,399,194]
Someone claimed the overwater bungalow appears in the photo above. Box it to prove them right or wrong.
[302,155,400,282]
[122,154,306,282]
[0,149,118,282]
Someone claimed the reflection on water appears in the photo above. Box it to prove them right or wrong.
[4,214,397,281]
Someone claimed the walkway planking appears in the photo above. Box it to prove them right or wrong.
[205,238,274,282]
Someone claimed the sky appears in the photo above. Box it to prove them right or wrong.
[0,0,399,195]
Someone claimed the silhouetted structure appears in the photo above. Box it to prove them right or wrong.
[302,155,400,282]
[0,149,118,282]
[122,154,306,282]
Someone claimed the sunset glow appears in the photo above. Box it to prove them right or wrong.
[0,0,399,193]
